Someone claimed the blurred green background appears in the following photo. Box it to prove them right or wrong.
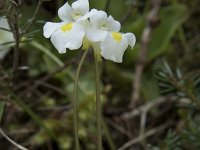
[0,0,200,149]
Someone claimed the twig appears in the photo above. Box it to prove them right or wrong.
[39,82,68,96]
[105,0,112,13]
[130,0,162,108]
[118,121,172,150]
[120,0,136,24]
[5,2,21,83]
[23,0,43,33]
[12,9,20,82]
[0,0,4,10]
[0,27,12,32]
[0,95,12,102]
[122,96,173,119]
[38,104,72,111]
[139,111,147,137]
[0,128,29,150]
[105,118,132,138]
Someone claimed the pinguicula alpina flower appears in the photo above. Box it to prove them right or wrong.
[43,0,96,53]
[86,10,136,63]
[43,0,136,63]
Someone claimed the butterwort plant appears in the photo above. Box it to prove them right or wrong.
[43,0,136,149]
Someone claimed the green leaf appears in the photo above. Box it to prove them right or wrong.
[0,102,4,123]
[126,16,146,40]
[43,55,58,72]
[148,4,188,60]
[30,41,64,67]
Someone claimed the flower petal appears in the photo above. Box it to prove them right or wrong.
[0,17,13,42]
[50,22,85,53]
[58,2,73,21]
[43,22,64,38]
[77,9,98,21]
[50,31,67,53]
[124,33,136,48]
[72,0,89,15]
[101,33,128,63]
[90,10,107,28]
[64,23,85,50]
[107,15,121,32]
[81,20,92,29]
[0,17,14,60]
[86,27,108,42]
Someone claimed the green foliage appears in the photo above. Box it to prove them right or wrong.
[163,130,182,150]
[148,4,188,60]
[0,102,4,123]
[155,61,200,107]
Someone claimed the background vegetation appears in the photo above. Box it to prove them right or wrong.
[0,0,200,149]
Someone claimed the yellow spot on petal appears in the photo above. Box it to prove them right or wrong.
[111,32,122,42]
[61,23,73,32]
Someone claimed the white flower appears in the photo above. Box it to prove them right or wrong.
[85,10,136,63]
[43,21,85,53]
[43,0,96,53]
[86,10,121,42]
[101,32,136,63]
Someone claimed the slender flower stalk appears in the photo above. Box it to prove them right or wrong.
[94,51,102,150]
[73,49,89,150]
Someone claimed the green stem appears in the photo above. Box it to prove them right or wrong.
[73,49,89,150]
[103,119,115,150]
[94,52,102,150]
